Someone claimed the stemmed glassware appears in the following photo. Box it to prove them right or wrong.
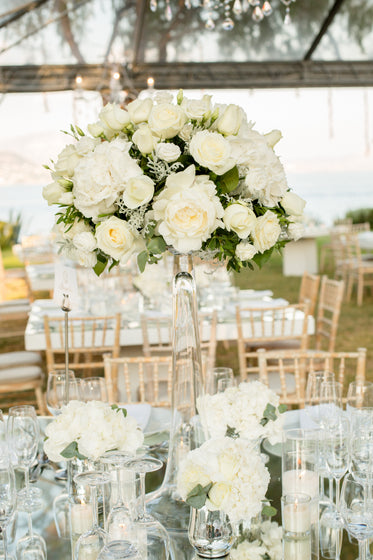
[0,457,16,560]
[46,371,81,416]
[74,471,111,560]
[16,512,47,560]
[7,406,43,512]
[304,370,335,428]
[123,456,171,559]
[80,377,108,403]
[340,474,373,560]
[346,381,373,417]
[205,367,234,395]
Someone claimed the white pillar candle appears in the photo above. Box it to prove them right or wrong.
[70,503,93,535]
[283,537,311,560]
[282,469,319,499]
[283,500,311,533]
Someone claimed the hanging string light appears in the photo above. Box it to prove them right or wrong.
[149,0,296,30]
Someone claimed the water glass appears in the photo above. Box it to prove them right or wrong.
[340,473,373,560]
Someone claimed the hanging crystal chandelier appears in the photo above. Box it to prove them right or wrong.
[150,0,296,31]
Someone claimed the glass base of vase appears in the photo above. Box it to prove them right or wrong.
[146,487,191,533]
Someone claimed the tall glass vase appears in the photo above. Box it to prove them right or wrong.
[147,253,205,538]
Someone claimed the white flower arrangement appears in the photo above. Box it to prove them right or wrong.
[230,520,282,560]
[43,90,306,275]
[177,436,270,523]
[43,400,144,462]
[197,380,286,445]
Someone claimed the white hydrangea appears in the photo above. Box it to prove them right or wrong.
[197,380,284,444]
[44,400,144,462]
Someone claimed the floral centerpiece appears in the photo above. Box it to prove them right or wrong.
[197,380,286,444]
[177,436,270,523]
[43,401,144,462]
[43,90,306,275]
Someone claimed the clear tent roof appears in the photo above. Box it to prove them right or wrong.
[0,0,373,92]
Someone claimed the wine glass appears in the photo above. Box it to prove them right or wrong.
[304,370,335,427]
[98,540,140,559]
[16,511,47,559]
[74,471,111,560]
[340,473,373,560]
[319,380,343,429]
[46,370,81,416]
[7,406,43,512]
[123,456,171,559]
[0,457,16,560]
[80,377,108,402]
[205,367,234,395]
[347,381,373,422]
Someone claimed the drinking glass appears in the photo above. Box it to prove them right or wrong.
[205,367,234,395]
[216,377,236,393]
[7,406,42,512]
[305,370,335,427]
[123,456,171,559]
[340,473,373,560]
[80,377,108,403]
[350,409,373,483]
[74,471,111,560]
[0,457,16,560]
[347,382,373,421]
[98,541,140,559]
[46,370,81,416]
[16,512,47,560]
[319,380,343,428]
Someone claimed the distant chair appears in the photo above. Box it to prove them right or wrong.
[44,313,121,376]
[236,303,310,380]
[345,232,373,306]
[299,271,320,316]
[314,276,344,352]
[255,347,367,407]
[104,354,173,407]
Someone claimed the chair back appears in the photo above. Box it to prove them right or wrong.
[315,276,344,352]
[299,271,320,316]
[104,354,173,407]
[44,313,121,375]
[256,347,367,407]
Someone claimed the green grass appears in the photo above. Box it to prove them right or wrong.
[2,247,24,268]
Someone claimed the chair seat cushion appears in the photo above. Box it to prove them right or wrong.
[0,303,30,315]
[0,365,43,382]
[0,352,42,369]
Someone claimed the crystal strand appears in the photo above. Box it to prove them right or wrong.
[205,13,215,29]
[233,0,242,15]
[284,5,291,24]
[165,0,172,21]
[249,0,259,5]
[262,0,272,16]
[184,0,192,8]
[150,0,157,12]
[222,0,234,30]
[241,0,249,12]
[252,5,263,21]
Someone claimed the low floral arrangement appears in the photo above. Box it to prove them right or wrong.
[230,520,282,560]
[44,400,144,462]
[177,436,270,523]
[43,89,306,275]
[197,380,286,444]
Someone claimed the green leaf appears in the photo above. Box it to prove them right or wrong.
[278,404,287,414]
[76,126,85,136]
[262,504,277,518]
[219,166,239,193]
[57,178,73,188]
[61,441,87,460]
[225,425,240,439]
[252,247,274,268]
[262,403,278,423]
[186,482,213,509]
[137,250,148,273]
[146,236,167,255]
[94,253,108,276]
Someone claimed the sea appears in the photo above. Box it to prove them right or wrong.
[0,170,372,236]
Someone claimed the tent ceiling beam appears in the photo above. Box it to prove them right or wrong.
[1,61,373,93]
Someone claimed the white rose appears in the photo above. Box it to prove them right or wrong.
[122,176,155,209]
[54,144,81,177]
[216,104,243,136]
[155,142,181,163]
[264,129,282,148]
[181,94,212,121]
[178,463,211,498]
[99,103,130,131]
[281,191,306,216]
[189,130,235,175]
[153,165,224,253]
[288,221,305,241]
[223,203,256,239]
[75,136,100,155]
[75,249,97,268]
[244,150,288,207]
[73,231,97,252]
[42,181,67,205]
[132,125,158,154]
[96,216,137,261]
[58,192,74,205]
[127,98,153,124]
[178,123,194,142]
[87,121,105,137]
[148,103,186,139]
[207,482,231,510]
[252,211,281,253]
[218,451,239,480]
[235,241,257,261]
